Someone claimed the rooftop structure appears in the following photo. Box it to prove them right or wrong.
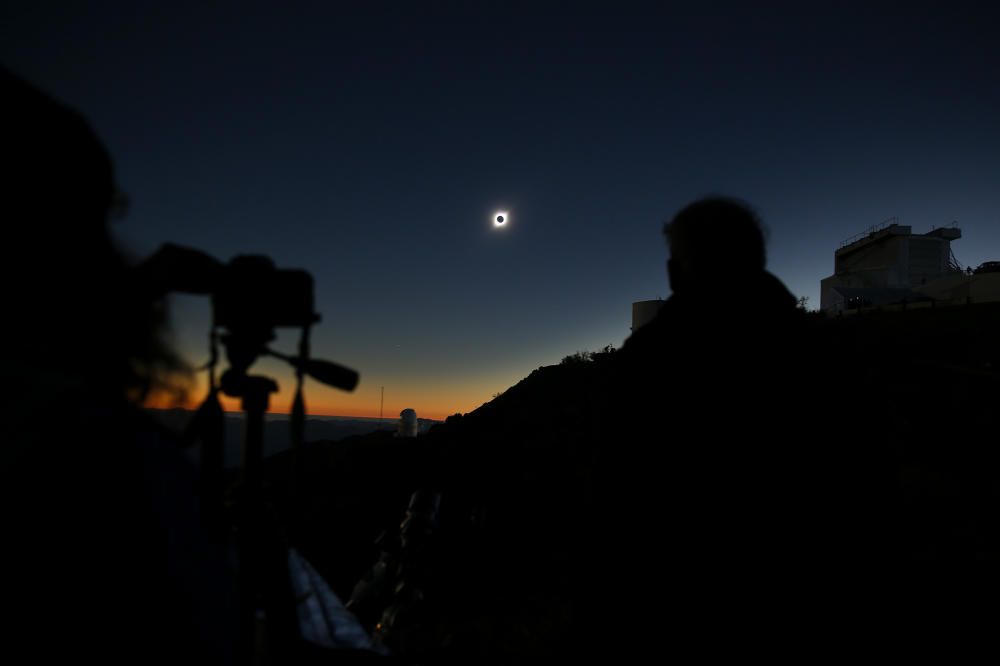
[821,219,1000,313]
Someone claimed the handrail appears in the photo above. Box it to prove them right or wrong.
[838,217,900,249]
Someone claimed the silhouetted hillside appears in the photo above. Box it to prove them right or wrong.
[251,303,1000,658]
[219,351,618,657]
[817,303,1000,560]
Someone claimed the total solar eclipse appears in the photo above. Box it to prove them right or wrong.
[494,211,508,227]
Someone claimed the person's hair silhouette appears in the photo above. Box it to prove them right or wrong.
[662,196,768,296]
[3,66,184,402]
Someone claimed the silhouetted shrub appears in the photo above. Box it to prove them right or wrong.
[560,351,592,365]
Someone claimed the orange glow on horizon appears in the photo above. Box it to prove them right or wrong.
[143,372,499,422]
[144,393,471,422]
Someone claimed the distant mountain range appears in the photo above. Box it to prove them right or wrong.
[146,408,440,468]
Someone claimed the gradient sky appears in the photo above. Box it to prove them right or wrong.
[4,2,999,419]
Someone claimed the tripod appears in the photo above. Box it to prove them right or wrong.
[190,324,359,663]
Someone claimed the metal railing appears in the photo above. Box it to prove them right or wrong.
[838,216,900,249]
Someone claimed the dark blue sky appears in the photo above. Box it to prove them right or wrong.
[5,1,999,418]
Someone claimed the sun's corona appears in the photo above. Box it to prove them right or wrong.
[494,211,508,227]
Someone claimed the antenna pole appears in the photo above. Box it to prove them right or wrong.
[379,386,384,429]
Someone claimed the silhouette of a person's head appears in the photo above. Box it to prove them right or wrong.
[663,197,767,296]
[3,67,183,403]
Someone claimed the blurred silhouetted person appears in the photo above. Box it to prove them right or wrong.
[0,68,236,665]
[581,197,843,655]
[624,196,797,353]
[614,197,805,483]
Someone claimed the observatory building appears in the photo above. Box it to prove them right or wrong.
[631,299,663,332]
[820,219,1000,313]
[397,409,419,438]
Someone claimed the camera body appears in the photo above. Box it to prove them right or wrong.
[213,255,319,333]
[143,244,356,390]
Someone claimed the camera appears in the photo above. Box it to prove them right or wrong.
[213,255,319,333]
[141,243,358,391]
[142,244,318,331]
